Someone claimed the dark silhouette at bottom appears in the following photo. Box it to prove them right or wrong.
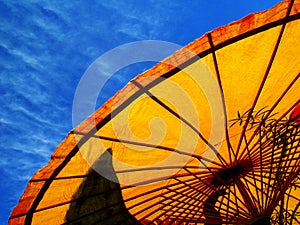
[203,189,226,225]
[65,148,140,225]
[250,216,271,225]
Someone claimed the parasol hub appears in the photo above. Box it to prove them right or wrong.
[212,159,252,186]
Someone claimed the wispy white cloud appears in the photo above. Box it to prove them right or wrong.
[9,49,40,66]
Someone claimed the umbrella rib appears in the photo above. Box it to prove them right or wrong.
[254,164,300,182]
[73,131,223,167]
[23,143,81,224]
[248,129,300,209]
[117,8,298,223]
[63,195,142,225]
[285,189,300,202]
[238,105,300,200]
[266,130,282,209]
[259,127,265,211]
[173,185,207,222]
[27,141,292,223]
[207,32,235,166]
[164,173,246,221]
[240,174,261,211]
[30,166,210,182]
[125,11,300,113]
[240,113,300,177]
[236,0,295,157]
[182,189,209,223]
[239,73,300,159]
[158,196,200,223]
[63,179,186,224]
[165,182,202,204]
[30,166,213,182]
[248,134,298,161]
[243,174,274,207]
[193,161,251,211]
[223,187,231,222]
[187,187,233,223]
[126,174,237,220]
[11,187,134,219]
[123,174,203,199]
[268,164,300,213]
[231,180,242,219]
[156,214,181,225]
[267,138,300,208]
[134,178,204,214]
[183,167,250,214]
[135,174,248,223]
[118,167,217,187]
[127,190,180,216]
[20,163,212,219]
[131,194,174,219]
[243,122,300,163]
[125,177,201,211]
[278,150,299,217]
[268,166,300,215]
[145,14,300,90]
[117,166,220,174]
[43,173,239,223]
[240,119,299,167]
[131,79,227,165]
[156,186,203,222]
[189,180,249,223]
[134,186,185,221]
[241,134,262,211]
[277,127,299,179]
[124,180,189,209]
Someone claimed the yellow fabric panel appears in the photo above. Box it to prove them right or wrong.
[66,136,183,186]
[122,179,175,221]
[149,64,215,141]
[95,94,201,166]
[199,27,281,160]
[73,81,141,134]
[32,204,70,225]
[212,26,280,126]
[55,148,90,178]
[164,61,229,162]
[255,19,300,113]
[36,179,83,211]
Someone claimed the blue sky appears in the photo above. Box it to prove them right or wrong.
[0,0,282,223]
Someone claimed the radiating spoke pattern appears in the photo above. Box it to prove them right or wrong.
[114,116,300,224]
[8,1,300,224]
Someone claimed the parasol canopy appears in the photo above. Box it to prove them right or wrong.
[9,0,300,224]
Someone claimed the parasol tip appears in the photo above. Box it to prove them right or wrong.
[290,103,300,124]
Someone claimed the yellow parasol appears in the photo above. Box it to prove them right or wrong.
[9,0,300,224]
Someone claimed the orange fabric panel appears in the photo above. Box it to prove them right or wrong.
[10,181,45,218]
[8,216,25,225]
